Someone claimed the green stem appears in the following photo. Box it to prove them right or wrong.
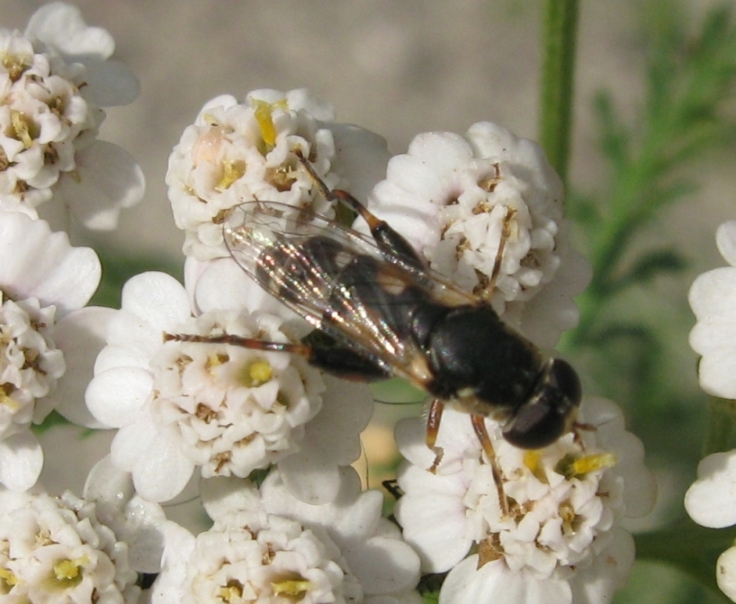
[703,398,736,457]
[635,519,736,601]
[539,0,579,187]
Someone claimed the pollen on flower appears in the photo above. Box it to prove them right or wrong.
[265,165,298,192]
[522,449,555,486]
[217,581,244,603]
[1,53,30,82]
[252,98,288,149]
[52,555,88,585]
[242,360,273,387]
[271,575,314,598]
[0,566,20,590]
[571,452,618,476]
[10,110,34,148]
[218,159,246,190]
[0,386,20,412]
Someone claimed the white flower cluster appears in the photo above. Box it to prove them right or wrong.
[167,88,390,260]
[0,3,142,493]
[86,271,373,504]
[365,123,591,347]
[0,211,101,491]
[153,470,421,604]
[686,221,736,602]
[0,489,140,603]
[394,400,654,604]
[87,81,651,602]
[0,2,143,228]
[0,5,658,604]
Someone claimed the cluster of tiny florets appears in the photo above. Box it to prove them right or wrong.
[0,6,663,604]
[0,490,140,603]
[0,28,100,213]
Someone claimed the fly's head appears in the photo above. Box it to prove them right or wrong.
[501,358,582,449]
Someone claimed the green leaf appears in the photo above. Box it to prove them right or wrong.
[90,247,182,309]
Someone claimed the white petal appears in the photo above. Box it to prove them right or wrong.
[151,522,196,604]
[0,431,43,491]
[407,131,472,172]
[347,535,420,596]
[38,424,114,495]
[329,123,390,202]
[86,367,153,427]
[52,306,116,428]
[394,487,471,573]
[689,267,736,321]
[118,496,170,573]
[200,475,263,522]
[279,450,342,504]
[84,454,136,515]
[262,467,381,544]
[440,557,571,604]
[304,376,374,465]
[26,2,114,58]
[382,153,446,204]
[0,212,101,315]
[569,528,635,604]
[716,221,736,267]
[587,397,657,518]
[111,420,156,470]
[518,246,591,347]
[278,378,373,505]
[60,141,145,230]
[685,451,736,528]
[131,434,195,503]
[717,546,736,601]
[193,256,292,317]
[121,272,191,332]
[284,88,335,120]
[28,245,101,316]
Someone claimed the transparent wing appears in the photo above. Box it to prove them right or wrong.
[223,201,475,383]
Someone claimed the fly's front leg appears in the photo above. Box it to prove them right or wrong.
[164,330,390,382]
[471,414,509,517]
[294,150,426,274]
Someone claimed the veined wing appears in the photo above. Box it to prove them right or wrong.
[223,201,474,385]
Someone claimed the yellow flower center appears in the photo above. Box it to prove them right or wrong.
[272,576,313,600]
[242,360,273,387]
[252,99,288,152]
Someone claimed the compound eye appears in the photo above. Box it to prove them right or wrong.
[502,395,567,449]
[502,358,582,449]
[549,358,582,407]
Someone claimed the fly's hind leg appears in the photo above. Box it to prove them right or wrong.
[294,149,426,274]
[164,330,390,382]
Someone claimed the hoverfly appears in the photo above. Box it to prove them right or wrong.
[168,152,582,503]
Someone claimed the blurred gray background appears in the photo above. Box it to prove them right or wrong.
[4,0,732,272]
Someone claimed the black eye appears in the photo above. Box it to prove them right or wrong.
[550,358,582,408]
[501,358,582,449]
